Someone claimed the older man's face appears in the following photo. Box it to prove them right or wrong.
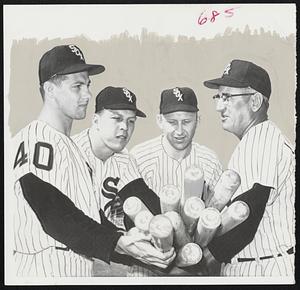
[214,86,255,139]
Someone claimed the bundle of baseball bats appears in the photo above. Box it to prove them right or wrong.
[123,166,250,268]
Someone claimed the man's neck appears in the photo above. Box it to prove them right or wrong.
[38,106,73,136]
[88,127,114,162]
[162,135,192,161]
[240,114,268,140]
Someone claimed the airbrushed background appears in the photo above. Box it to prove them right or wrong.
[7,31,296,166]
[4,4,297,284]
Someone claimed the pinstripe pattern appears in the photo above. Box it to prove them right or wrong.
[131,135,223,202]
[223,120,295,276]
[73,129,141,229]
[129,135,223,276]
[13,120,100,277]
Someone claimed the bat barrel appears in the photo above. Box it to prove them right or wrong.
[181,196,205,235]
[134,210,153,233]
[195,207,221,247]
[164,211,191,248]
[175,243,203,267]
[183,166,204,205]
[149,214,174,252]
[123,196,147,222]
[159,185,181,213]
[216,201,250,236]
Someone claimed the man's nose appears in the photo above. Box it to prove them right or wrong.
[176,123,184,134]
[120,120,128,131]
[215,98,226,112]
[82,86,92,100]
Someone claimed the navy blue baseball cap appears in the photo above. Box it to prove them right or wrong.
[160,87,199,114]
[95,86,146,118]
[39,44,105,84]
[203,59,271,98]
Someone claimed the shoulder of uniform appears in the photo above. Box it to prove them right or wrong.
[72,128,89,144]
[131,136,161,155]
[193,142,220,160]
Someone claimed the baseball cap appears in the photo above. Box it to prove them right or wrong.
[95,86,146,118]
[39,44,105,84]
[203,59,271,98]
[160,87,199,114]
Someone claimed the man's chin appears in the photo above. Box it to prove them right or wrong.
[172,142,189,151]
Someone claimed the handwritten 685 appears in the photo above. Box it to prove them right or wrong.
[197,7,239,26]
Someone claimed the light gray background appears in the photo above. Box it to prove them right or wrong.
[7,31,296,166]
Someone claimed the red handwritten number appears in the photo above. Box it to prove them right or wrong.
[198,11,207,26]
[210,10,220,23]
[224,8,235,17]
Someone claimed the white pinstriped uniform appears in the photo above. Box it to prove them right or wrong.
[73,129,142,276]
[13,120,100,277]
[72,129,141,229]
[128,135,223,276]
[221,120,295,276]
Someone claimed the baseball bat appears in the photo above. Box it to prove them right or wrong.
[194,207,221,247]
[206,169,241,211]
[134,210,154,234]
[181,196,205,235]
[149,214,174,253]
[159,185,181,213]
[215,201,250,237]
[183,165,204,206]
[175,243,203,267]
[123,196,150,222]
[164,211,192,248]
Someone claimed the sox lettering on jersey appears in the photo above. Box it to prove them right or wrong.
[101,176,123,217]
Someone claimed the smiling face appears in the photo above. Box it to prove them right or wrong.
[158,111,198,151]
[215,86,254,138]
[51,71,92,120]
[93,109,137,153]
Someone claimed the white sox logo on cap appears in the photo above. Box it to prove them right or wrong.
[173,87,183,101]
[223,62,231,75]
[123,88,133,103]
[69,44,84,61]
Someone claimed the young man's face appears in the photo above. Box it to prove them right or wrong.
[94,109,137,153]
[52,71,92,120]
[158,111,198,151]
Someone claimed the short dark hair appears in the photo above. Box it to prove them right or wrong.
[39,74,68,100]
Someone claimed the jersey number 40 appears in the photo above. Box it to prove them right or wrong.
[14,141,54,171]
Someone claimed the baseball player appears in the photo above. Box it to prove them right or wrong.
[73,86,171,276]
[202,59,295,276]
[12,45,175,277]
[129,87,223,276]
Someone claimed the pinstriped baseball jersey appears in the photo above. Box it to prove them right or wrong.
[72,128,141,229]
[130,135,223,202]
[13,120,100,277]
[129,135,223,276]
[222,120,295,276]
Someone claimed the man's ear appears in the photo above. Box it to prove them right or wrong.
[250,92,263,112]
[43,81,55,99]
[92,113,99,126]
[156,114,164,129]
